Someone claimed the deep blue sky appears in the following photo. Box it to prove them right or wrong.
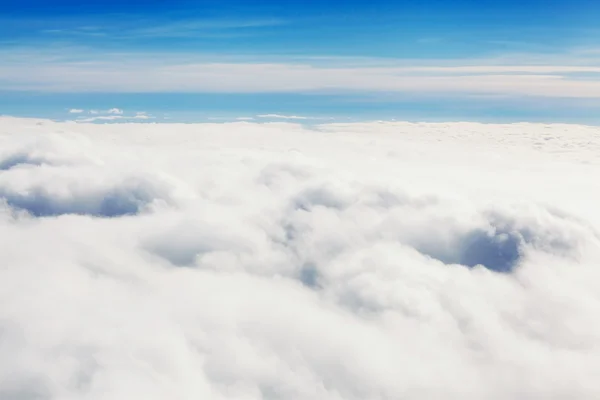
[4,0,599,55]
[2,0,600,123]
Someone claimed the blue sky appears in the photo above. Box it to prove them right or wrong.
[2,0,600,123]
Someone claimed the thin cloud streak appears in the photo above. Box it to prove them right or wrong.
[34,18,287,40]
[2,61,600,98]
[257,114,307,119]
[128,18,287,38]
[1,47,600,98]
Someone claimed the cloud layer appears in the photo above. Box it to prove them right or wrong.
[1,117,600,399]
[2,49,600,98]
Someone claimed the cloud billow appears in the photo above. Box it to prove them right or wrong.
[0,138,176,218]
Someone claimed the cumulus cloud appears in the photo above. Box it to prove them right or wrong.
[107,108,124,115]
[0,116,600,399]
[68,108,84,113]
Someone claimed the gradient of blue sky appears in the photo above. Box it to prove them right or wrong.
[2,0,600,123]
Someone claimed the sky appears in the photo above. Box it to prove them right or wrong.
[3,3,600,397]
[2,0,600,122]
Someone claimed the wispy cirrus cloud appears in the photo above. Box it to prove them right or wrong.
[41,25,108,37]
[128,18,286,38]
[35,18,286,40]
[2,48,600,99]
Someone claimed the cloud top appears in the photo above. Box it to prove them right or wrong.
[0,117,599,399]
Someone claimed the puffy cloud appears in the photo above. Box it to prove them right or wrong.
[75,112,153,123]
[68,109,84,113]
[0,117,599,399]
[107,108,124,115]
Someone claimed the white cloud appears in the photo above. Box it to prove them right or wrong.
[2,49,600,98]
[85,109,125,116]
[133,112,150,120]
[78,115,124,122]
[257,114,307,120]
[68,108,84,113]
[0,116,599,399]
[75,112,153,122]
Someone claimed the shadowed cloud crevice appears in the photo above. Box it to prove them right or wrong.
[0,178,172,218]
[0,153,48,171]
[431,227,524,273]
